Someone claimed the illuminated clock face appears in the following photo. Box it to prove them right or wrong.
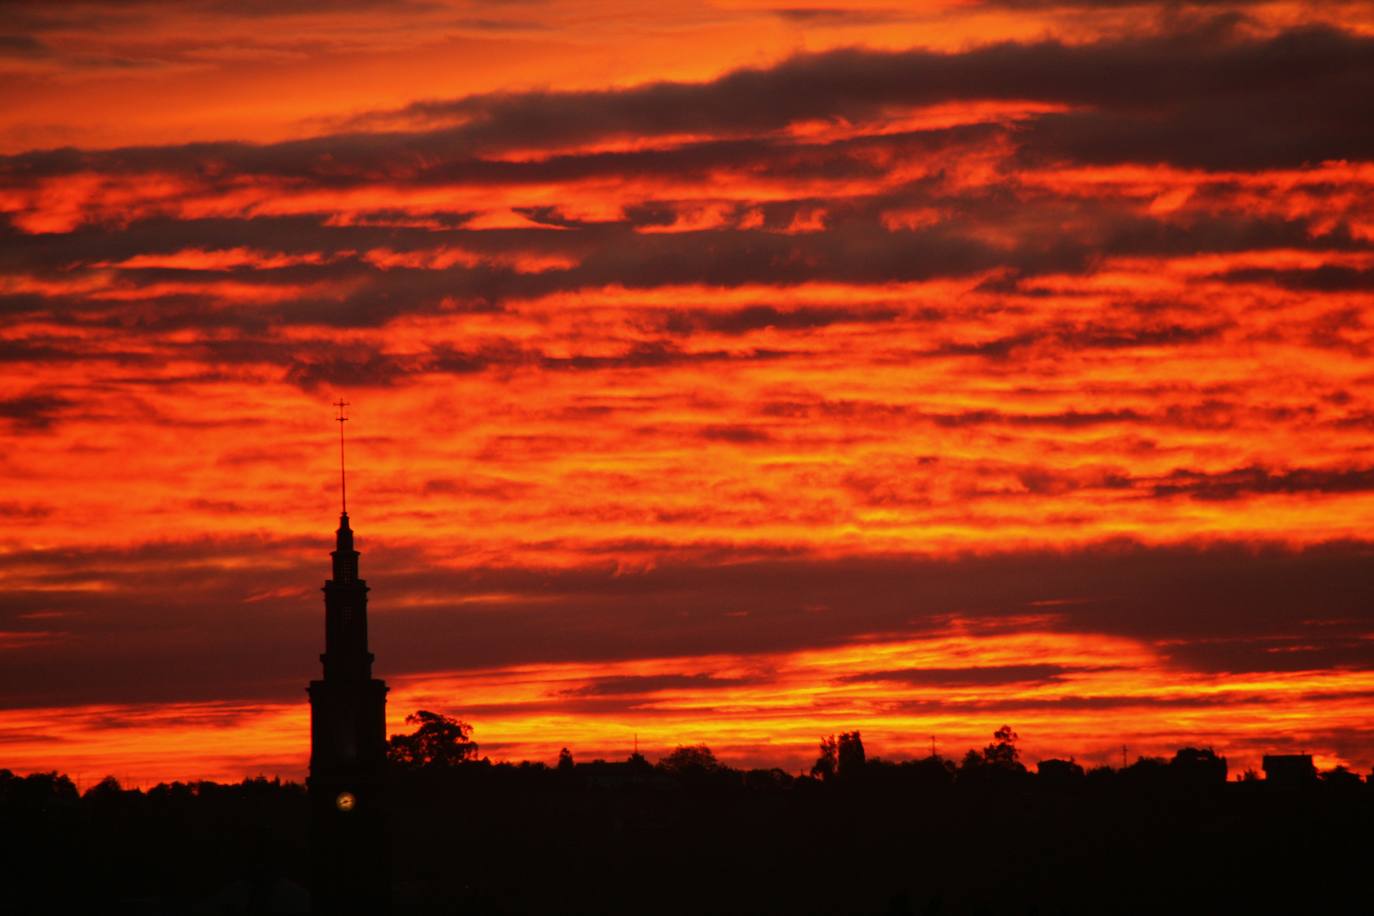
[335,791,356,812]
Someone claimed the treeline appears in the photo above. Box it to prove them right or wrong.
[0,769,310,914]
[2,717,1372,914]
[383,712,1367,790]
[3,717,1366,806]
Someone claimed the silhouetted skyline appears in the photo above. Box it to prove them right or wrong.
[4,722,1371,914]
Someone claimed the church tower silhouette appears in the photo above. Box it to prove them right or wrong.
[307,401,390,913]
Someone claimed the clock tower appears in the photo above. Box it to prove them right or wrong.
[307,402,389,913]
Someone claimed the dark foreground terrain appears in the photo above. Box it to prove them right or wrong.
[2,750,1370,915]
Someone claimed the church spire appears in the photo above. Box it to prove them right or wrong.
[323,401,368,667]
[334,398,349,517]
[308,400,390,911]
[332,510,358,583]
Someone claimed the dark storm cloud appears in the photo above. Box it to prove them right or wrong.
[843,459,1374,506]
[200,0,444,15]
[2,22,1370,202]
[972,0,1281,8]
[1217,267,1374,292]
[539,343,791,372]
[0,338,86,364]
[924,313,1229,361]
[280,340,793,389]
[368,23,1258,133]
[341,22,1373,168]
[873,693,1281,718]
[391,128,917,191]
[3,227,957,330]
[0,0,451,55]
[251,305,1232,392]
[2,537,1371,709]
[768,7,908,24]
[0,392,74,430]
[841,664,1079,687]
[888,692,1289,715]
[658,305,903,335]
[1,169,1360,337]
[1148,465,1374,500]
[1165,636,1374,676]
[697,424,773,444]
[759,395,1310,435]
[0,536,324,708]
[0,120,976,200]
[926,408,1148,428]
[419,476,529,502]
[559,673,759,697]
[554,222,982,290]
[0,34,48,57]
[0,501,53,520]
[283,349,417,389]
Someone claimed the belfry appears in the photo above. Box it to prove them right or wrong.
[307,400,389,913]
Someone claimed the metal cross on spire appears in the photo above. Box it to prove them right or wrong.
[334,398,350,514]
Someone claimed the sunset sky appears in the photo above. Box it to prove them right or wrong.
[3,0,1374,786]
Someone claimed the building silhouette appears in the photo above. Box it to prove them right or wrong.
[1262,753,1317,787]
[307,404,389,913]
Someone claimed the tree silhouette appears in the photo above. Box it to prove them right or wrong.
[1037,758,1084,786]
[1321,765,1362,788]
[0,770,77,810]
[960,725,1026,780]
[658,744,719,777]
[982,725,1021,770]
[1170,747,1227,784]
[557,747,575,772]
[837,731,866,778]
[811,735,838,780]
[386,710,479,768]
[82,775,124,803]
